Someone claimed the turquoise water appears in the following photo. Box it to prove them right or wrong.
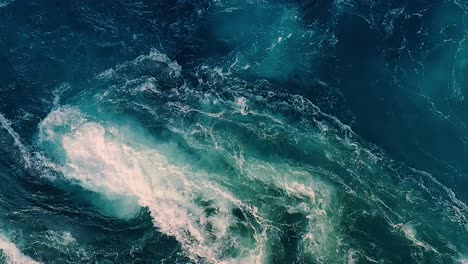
[0,0,467,263]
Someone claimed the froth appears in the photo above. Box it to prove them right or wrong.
[0,113,32,168]
[0,233,40,264]
[38,108,267,263]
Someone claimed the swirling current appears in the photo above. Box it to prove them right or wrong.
[0,0,467,263]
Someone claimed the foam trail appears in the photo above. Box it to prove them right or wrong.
[0,113,32,168]
[0,234,40,264]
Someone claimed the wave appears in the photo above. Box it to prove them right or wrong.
[31,49,468,263]
[37,106,340,263]
[0,233,40,264]
[0,0,466,261]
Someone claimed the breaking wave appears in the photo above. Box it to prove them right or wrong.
[29,50,467,263]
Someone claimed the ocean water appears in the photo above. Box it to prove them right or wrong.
[0,0,467,263]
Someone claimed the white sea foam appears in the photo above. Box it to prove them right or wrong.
[133,48,182,77]
[42,230,89,260]
[44,231,76,247]
[0,113,32,168]
[37,106,87,143]
[51,83,71,107]
[241,161,339,260]
[392,223,438,253]
[235,97,249,115]
[38,107,268,263]
[0,234,40,264]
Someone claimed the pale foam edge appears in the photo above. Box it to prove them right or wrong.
[0,234,41,264]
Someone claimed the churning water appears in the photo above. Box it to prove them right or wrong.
[0,0,467,263]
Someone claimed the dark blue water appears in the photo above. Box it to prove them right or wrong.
[0,0,467,263]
